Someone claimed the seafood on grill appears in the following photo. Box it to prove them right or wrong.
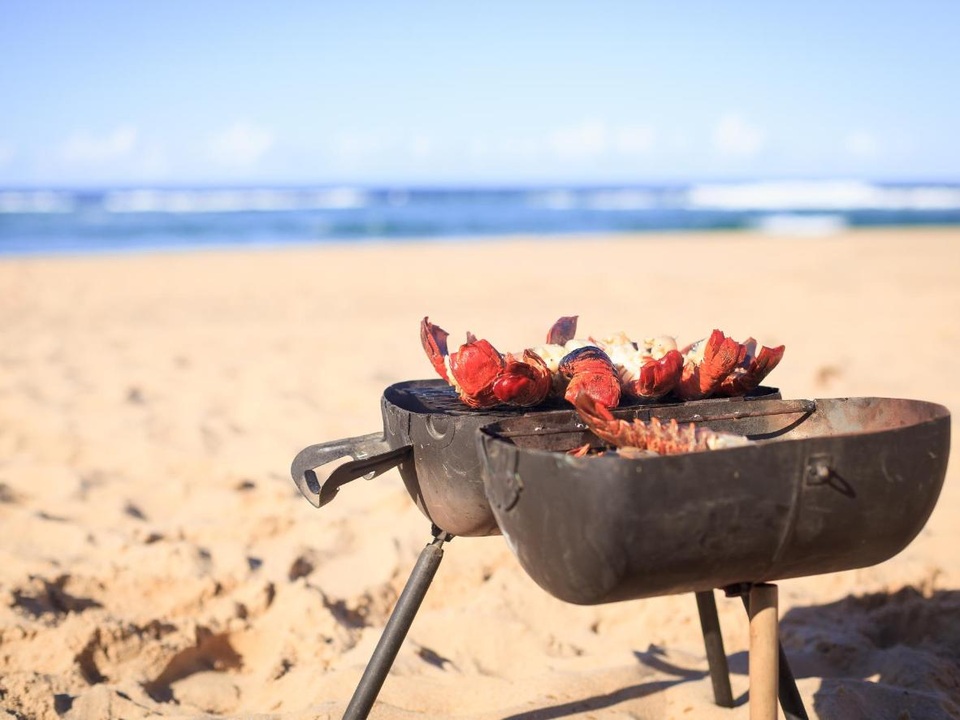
[719,337,786,396]
[676,330,785,401]
[592,332,684,400]
[675,330,742,401]
[420,316,621,409]
[421,316,785,409]
[526,317,623,408]
[572,391,751,457]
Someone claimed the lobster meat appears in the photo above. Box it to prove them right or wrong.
[572,391,750,457]
[676,330,785,400]
[420,316,621,409]
[592,332,684,400]
[719,337,787,396]
[420,316,785,409]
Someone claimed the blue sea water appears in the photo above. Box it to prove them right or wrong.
[2,181,959,256]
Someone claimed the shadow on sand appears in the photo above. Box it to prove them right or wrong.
[499,586,960,720]
[500,645,714,720]
[780,586,960,720]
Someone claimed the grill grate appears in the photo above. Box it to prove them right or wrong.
[384,381,567,416]
[384,379,782,417]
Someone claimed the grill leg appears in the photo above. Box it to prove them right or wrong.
[748,584,779,720]
[342,528,451,720]
[736,585,810,720]
[695,590,734,708]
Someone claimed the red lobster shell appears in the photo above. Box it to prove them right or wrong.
[573,392,750,456]
[420,316,621,409]
[421,317,784,409]
[677,330,785,400]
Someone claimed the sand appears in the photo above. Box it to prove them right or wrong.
[0,226,958,720]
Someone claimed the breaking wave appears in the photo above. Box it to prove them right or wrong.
[1,181,958,255]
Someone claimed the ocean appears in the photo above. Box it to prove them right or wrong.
[2,180,959,256]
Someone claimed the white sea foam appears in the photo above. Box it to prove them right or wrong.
[583,189,657,211]
[686,180,960,211]
[754,214,848,237]
[529,188,657,211]
[529,189,578,210]
[0,190,75,214]
[102,187,369,214]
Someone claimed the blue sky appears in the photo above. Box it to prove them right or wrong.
[1,1,958,187]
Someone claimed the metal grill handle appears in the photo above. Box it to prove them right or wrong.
[290,433,411,508]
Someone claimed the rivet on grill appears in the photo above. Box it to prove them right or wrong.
[804,455,833,485]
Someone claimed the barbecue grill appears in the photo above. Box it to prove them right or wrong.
[290,380,950,720]
[291,380,780,537]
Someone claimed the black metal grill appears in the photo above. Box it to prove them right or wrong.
[289,382,949,720]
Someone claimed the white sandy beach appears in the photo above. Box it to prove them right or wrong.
[1,226,958,720]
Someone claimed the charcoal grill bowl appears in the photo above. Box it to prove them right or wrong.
[292,380,782,537]
[291,379,516,536]
[379,380,519,536]
[477,397,950,605]
[381,381,781,536]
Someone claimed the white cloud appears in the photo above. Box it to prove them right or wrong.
[499,136,540,159]
[408,135,434,159]
[548,120,608,159]
[713,113,766,158]
[61,125,139,164]
[464,134,540,162]
[545,121,656,161]
[330,131,388,160]
[467,137,491,159]
[136,142,170,178]
[51,125,170,182]
[209,121,275,168]
[667,131,692,153]
[614,125,656,155]
[844,130,879,158]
